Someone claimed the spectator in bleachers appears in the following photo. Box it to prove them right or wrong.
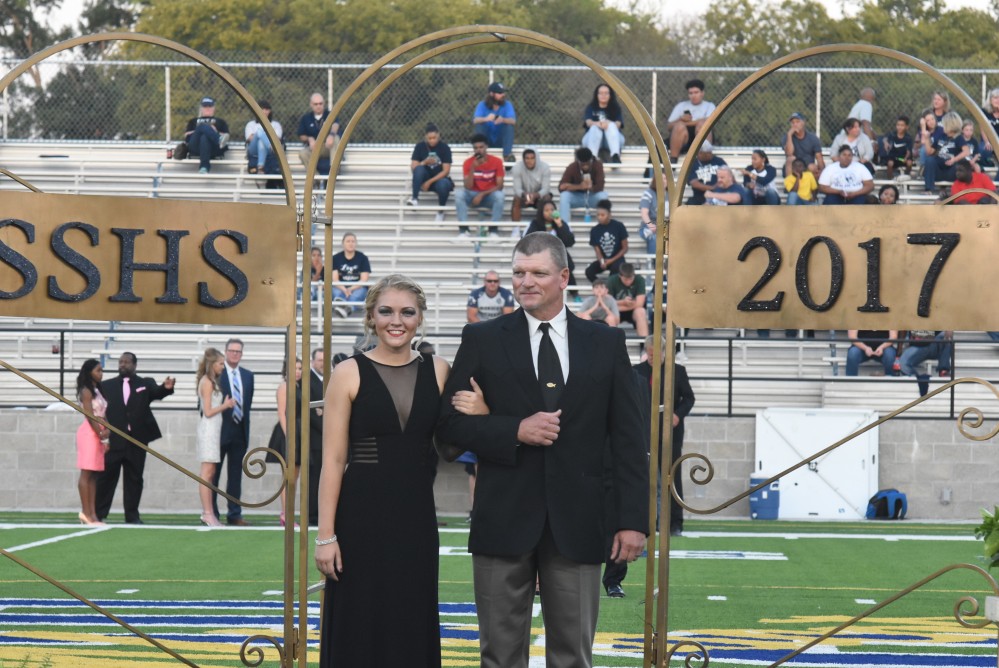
[455,134,505,239]
[961,120,982,170]
[950,159,996,204]
[704,166,746,205]
[687,141,726,205]
[848,87,877,140]
[741,150,780,205]
[784,158,818,205]
[918,96,949,165]
[310,246,324,300]
[578,277,619,325]
[878,184,900,204]
[783,112,824,177]
[509,148,551,223]
[899,330,952,396]
[558,147,608,224]
[922,111,971,196]
[607,263,648,340]
[878,115,913,180]
[979,89,999,169]
[845,329,898,376]
[818,145,873,204]
[473,81,516,163]
[665,78,715,159]
[244,100,282,175]
[828,118,875,175]
[297,93,342,175]
[585,199,629,282]
[408,122,453,220]
[75,359,109,526]
[466,270,515,323]
[330,232,371,317]
[638,173,669,254]
[525,200,578,289]
[582,83,624,163]
[183,97,230,174]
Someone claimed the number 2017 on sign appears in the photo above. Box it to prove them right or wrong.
[736,233,960,317]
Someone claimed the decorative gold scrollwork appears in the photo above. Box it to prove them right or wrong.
[240,447,289,508]
[664,639,710,667]
[240,633,286,667]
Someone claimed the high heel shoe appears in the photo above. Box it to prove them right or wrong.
[78,512,105,526]
[200,513,223,528]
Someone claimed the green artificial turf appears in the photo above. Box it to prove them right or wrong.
[1,516,996,667]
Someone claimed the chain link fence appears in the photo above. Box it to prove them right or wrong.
[3,54,998,150]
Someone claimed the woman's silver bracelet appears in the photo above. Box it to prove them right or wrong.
[315,535,338,546]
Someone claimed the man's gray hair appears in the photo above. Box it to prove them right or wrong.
[513,232,568,270]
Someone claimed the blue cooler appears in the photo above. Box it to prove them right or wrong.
[749,476,780,520]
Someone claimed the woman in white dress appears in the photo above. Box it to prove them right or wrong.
[196,347,235,527]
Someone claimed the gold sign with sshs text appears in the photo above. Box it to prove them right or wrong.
[0,191,296,326]
[668,205,999,331]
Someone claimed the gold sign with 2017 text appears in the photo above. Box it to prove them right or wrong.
[667,206,998,331]
[0,191,296,327]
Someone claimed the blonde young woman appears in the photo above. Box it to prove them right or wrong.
[196,347,235,527]
[314,275,476,667]
[922,111,971,195]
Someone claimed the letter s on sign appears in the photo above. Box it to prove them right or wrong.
[199,230,249,308]
[0,218,38,299]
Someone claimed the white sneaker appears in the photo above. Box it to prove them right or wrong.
[488,231,500,239]
[451,231,470,243]
[334,305,350,318]
[434,212,445,222]
[895,173,911,183]
[406,198,418,206]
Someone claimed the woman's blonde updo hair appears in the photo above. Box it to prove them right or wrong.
[362,274,428,348]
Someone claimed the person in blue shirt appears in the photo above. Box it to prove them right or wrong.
[585,199,629,282]
[297,93,343,176]
[741,149,780,205]
[473,82,516,163]
[687,141,727,205]
[408,123,453,217]
[581,83,624,163]
[921,111,971,196]
[703,166,746,205]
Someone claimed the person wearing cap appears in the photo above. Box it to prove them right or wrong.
[783,111,824,177]
[473,82,517,163]
[665,78,716,159]
[455,133,506,239]
[184,97,230,174]
[297,92,342,175]
[585,199,629,283]
[686,141,727,205]
[243,100,283,177]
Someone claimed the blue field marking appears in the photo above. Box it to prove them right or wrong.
[694,649,995,666]
[0,597,320,611]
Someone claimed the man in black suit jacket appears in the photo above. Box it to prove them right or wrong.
[307,347,325,526]
[213,338,255,526]
[438,232,648,668]
[96,352,175,524]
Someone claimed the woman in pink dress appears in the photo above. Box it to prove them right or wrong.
[75,359,109,525]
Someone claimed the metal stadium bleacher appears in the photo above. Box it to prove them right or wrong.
[0,140,993,418]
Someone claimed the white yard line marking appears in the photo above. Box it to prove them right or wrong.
[116,589,138,594]
[5,526,109,552]
[856,598,877,604]
[261,590,283,596]
[707,595,728,601]
[532,602,541,618]
[681,531,976,542]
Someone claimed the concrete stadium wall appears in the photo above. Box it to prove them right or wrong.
[2,409,996,522]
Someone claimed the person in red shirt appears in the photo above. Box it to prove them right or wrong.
[455,133,506,239]
[950,159,997,204]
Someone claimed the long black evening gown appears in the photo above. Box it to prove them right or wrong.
[320,352,441,667]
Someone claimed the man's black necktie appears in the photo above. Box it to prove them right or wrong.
[538,322,564,411]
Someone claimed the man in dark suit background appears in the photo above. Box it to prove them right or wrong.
[214,338,254,526]
[438,232,648,668]
[96,352,175,524]
[307,347,324,526]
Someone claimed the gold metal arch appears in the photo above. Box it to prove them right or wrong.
[294,26,672,664]
[0,32,304,668]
